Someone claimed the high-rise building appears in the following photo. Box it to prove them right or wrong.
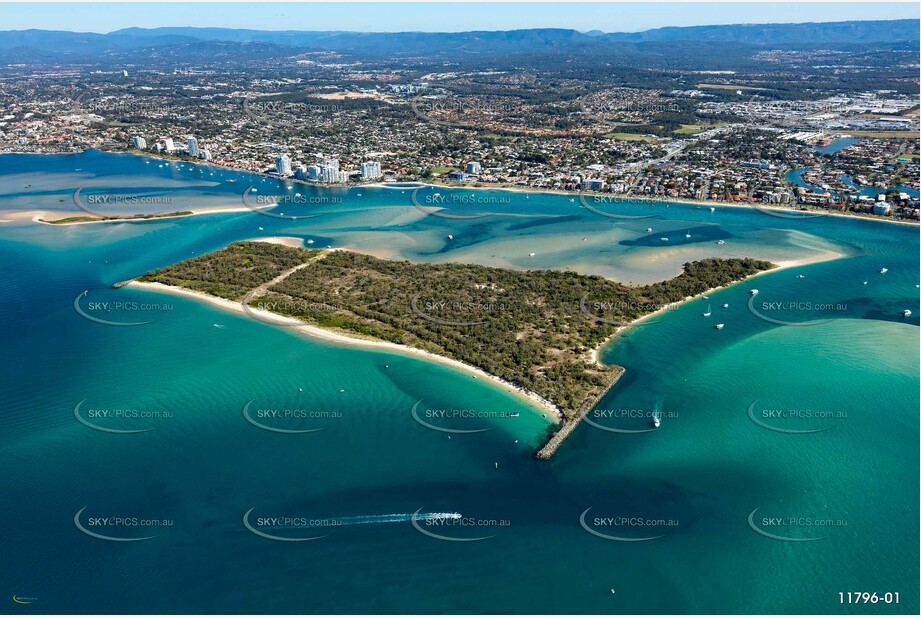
[319,159,341,183]
[294,165,308,181]
[132,136,147,150]
[201,149,212,161]
[187,137,200,158]
[163,138,175,152]
[360,161,382,180]
[307,165,321,182]
[466,161,482,175]
[276,154,293,176]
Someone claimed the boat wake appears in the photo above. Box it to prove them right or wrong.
[331,512,461,526]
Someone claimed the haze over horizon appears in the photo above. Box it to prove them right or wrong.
[2,2,918,33]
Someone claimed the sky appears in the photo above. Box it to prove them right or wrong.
[1,2,918,33]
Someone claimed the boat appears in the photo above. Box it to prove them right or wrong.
[651,412,661,428]
[227,179,236,183]
[702,304,712,317]
[715,323,725,329]
[716,239,726,245]
[660,237,669,242]
[257,226,264,231]
[722,303,729,308]
[447,234,453,240]
[880,268,888,274]
[306,239,315,244]
[710,207,716,213]
[749,289,759,295]
[646,227,653,233]
[797,274,806,279]
[685,232,692,238]
[529,252,536,257]
[863,279,868,285]
[902,310,912,317]
[503,412,520,418]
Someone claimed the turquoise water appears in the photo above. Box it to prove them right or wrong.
[0,151,918,614]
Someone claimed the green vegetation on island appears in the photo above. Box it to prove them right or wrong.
[141,241,775,420]
[41,211,194,224]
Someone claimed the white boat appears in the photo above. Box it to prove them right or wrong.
[652,412,661,428]
[529,252,536,257]
[797,274,805,279]
[880,268,888,274]
[306,239,315,244]
[646,227,653,233]
[685,232,692,238]
[863,279,868,285]
[710,207,716,213]
[749,289,759,295]
[716,239,726,245]
[715,323,725,329]
[447,234,453,240]
[702,304,712,317]
[722,303,729,308]
[258,226,264,231]
[902,310,912,317]
[660,237,669,242]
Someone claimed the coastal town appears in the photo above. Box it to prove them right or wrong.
[1,63,918,220]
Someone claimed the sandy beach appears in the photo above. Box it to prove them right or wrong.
[126,279,564,421]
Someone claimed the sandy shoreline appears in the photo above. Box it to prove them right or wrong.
[126,279,565,422]
[19,204,253,226]
[369,180,920,227]
[588,248,848,365]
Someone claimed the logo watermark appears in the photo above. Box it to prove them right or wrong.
[577,191,661,220]
[579,294,675,327]
[73,185,176,219]
[582,406,675,434]
[242,400,339,434]
[747,193,828,220]
[579,507,677,542]
[747,507,845,542]
[410,508,504,542]
[409,400,501,434]
[240,290,339,328]
[409,187,499,220]
[410,295,510,327]
[242,185,333,220]
[747,401,841,434]
[74,507,171,542]
[73,290,170,327]
[747,290,842,327]
[242,96,342,125]
[73,400,170,434]
[242,508,334,542]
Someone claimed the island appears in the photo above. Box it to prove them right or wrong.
[135,241,775,457]
[39,211,194,224]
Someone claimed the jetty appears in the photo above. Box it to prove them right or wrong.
[535,366,625,460]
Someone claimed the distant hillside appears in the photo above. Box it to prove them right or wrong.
[601,19,920,44]
[0,19,915,58]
